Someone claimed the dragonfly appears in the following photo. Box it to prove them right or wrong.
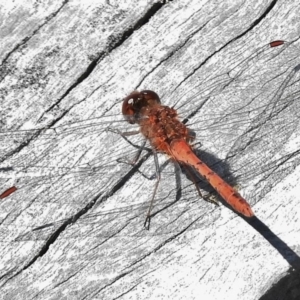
[1,40,300,241]
[121,89,254,229]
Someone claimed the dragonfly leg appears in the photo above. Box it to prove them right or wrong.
[172,160,182,200]
[144,215,151,230]
[144,149,161,230]
[122,158,172,183]
[116,139,148,166]
[131,139,148,165]
[108,127,152,164]
[190,141,202,148]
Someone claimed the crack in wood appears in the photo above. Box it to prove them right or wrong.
[7,153,151,280]
[173,0,278,92]
[0,0,69,69]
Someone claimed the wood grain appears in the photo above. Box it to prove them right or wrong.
[1,1,300,299]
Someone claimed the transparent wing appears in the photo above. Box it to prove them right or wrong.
[1,40,300,242]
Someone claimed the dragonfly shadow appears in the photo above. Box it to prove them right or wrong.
[259,266,300,300]
[184,147,300,271]
[244,216,300,271]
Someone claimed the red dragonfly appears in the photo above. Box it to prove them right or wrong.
[122,89,254,228]
[1,40,299,240]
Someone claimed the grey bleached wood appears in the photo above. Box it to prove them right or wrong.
[0,1,300,299]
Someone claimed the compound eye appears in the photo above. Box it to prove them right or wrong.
[140,90,161,104]
[122,91,141,124]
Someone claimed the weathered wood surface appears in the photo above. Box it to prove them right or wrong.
[1,1,300,299]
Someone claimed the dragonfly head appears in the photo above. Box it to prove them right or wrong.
[122,90,161,124]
